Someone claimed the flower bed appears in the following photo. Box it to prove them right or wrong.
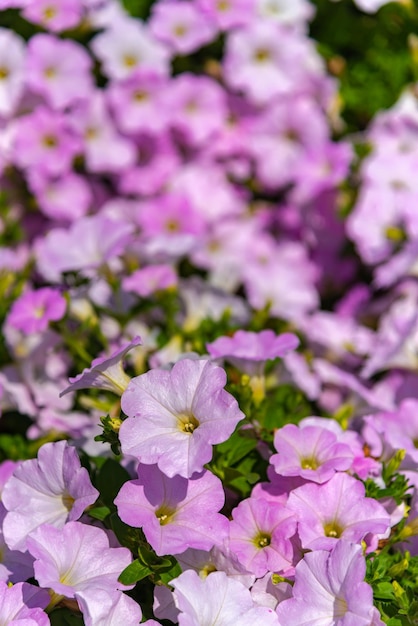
[0,0,417,624]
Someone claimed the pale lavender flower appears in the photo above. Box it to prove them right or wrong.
[12,106,81,176]
[6,287,66,335]
[69,91,136,173]
[243,240,319,322]
[75,588,143,626]
[228,496,297,577]
[35,213,134,282]
[25,34,93,109]
[257,0,314,26]
[197,0,254,31]
[149,0,217,55]
[286,472,391,551]
[276,540,385,626]
[22,0,84,31]
[27,170,92,222]
[2,440,99,551]
[122,265,177,297]
[91,18,170,80]
[114,464,229,556]
[171,569,280,626]
[270,423,354,483]
[27,521,133,599]
[107,72,169,135]
[207,329,299,375]
[176,545,255,588]
[0,581,51,626]
[120,358,244,478]
[60,336,142,397]
[0,28,26,117]
[165,73,228,146]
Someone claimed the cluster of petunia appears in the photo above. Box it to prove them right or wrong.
[0,0,418,624]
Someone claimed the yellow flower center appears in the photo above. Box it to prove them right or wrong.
[253,532,271,549]
[177,413,200,434]
[300,457,319,470]
[155,505,176,526]
[323,521,343,538]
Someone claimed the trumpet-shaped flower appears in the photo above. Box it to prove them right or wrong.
[207,329,299,375]
[27,521,132,598]
[2,440,99,551]
[114,464,228,556]
[60,336,142,397]
[286,472,391,551]
[0,27,26,117]
[0,581,50,626]
[75,588,143,626]
[276,541,385,626]
[120,358,244,478]
[171,569,280,626]
[228,496,297,577]
[270,423,354,483]
[6,287,66,335]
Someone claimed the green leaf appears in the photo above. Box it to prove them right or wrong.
[158,561,182,585]
[119,559,153,585]
[215,431,258,466]
[88,505,111,521]
[49,608,84,625]
[95,459,130,507]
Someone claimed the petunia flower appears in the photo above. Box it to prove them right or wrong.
[6,287,66,335]
[286,472,391,552]
[270,423,354,483]
[228,496,297,577]
[207,329,299,375]
[115,463,229,556]
[120,358,244,478]
[276,540,385,626]
[60,336,142,397]
[27,521,133,599]
[0,581,51,626]
[2,440,99,551]
[75,588,143,626]
[171,569,280,625]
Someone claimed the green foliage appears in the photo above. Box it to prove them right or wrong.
[93,458,131,508]
[367,551,418,625]
[49,608,84,625]
[311,0,418,131]
[119,547,181,586]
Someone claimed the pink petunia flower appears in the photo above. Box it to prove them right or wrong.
[270,423,354,483]
[12,106,81,176]
[171,569,280,625]
[6,287,66,335]
[0,28,26,118]
[149,0,217,55]
[25,34,93,110]
[60,336,142,397]
[286,472,391,552]
[115,464,229,556]
[228,496,297,577]
[75,588,143,626]
[90,17,170,80]
[27,521,133,598]
[120,358,244,478]
[122,264,178,297]
[2,440,99,551]
[0,581,51,626]
[35,213,134,282]
[276,541,385,626]
[207,329,299,375]
[22,0,84,32]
